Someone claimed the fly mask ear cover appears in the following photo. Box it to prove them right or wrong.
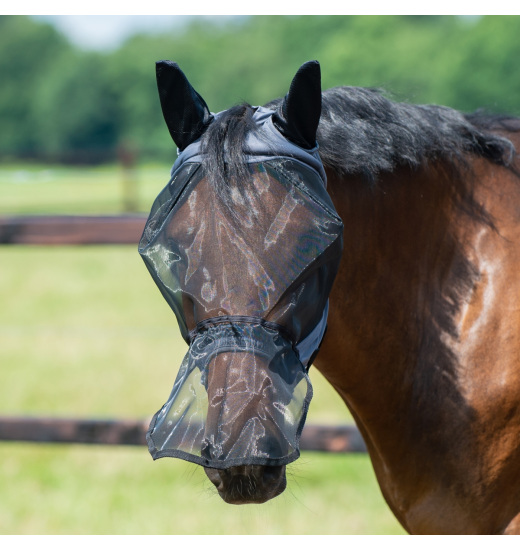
[139,77,343,470]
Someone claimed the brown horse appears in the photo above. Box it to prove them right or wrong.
[141,60,520,534]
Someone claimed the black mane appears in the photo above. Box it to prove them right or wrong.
[270,87,517,181]
[201,86,517,196]
[201,104,258,205]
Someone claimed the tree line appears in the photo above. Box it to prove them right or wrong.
[1,15,520,164]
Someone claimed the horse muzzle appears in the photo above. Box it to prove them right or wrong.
[204,464,287,504]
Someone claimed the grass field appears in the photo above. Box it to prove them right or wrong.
[0,164,406,534]
[0,163,166,216]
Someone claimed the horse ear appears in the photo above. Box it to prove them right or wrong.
[155,60,213,151]
[272,60,322,149]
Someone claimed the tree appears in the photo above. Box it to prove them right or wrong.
[0,16,71,158]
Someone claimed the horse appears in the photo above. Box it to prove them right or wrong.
[139,60,520,534]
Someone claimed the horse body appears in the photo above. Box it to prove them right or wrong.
[317,138,520,533]
[143,60,520,533]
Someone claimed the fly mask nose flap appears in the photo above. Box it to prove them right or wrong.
[146,321,312,468]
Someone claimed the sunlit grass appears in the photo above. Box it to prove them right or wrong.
[0,162,170,215]
[0,445,404,535]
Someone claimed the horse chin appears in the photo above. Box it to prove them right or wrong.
[204,464,287,505]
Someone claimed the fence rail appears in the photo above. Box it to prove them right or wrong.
[0,215,367,454]
[0,417,366,453]
[0,215,147,245]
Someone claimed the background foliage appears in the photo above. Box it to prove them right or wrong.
[2,15,520,163]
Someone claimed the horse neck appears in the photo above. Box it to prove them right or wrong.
[317,163,480,412]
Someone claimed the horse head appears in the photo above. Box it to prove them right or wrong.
[139,60,343,504]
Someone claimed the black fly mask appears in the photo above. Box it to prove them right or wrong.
[139,61,344,469]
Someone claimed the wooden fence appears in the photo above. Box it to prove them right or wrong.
[0,214,147,245]
[0,416,366,453]
[0,214,366,454]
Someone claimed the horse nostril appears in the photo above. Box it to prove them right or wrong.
[262,465,286,486]
[262,465,281,481]
[204,467,225,491]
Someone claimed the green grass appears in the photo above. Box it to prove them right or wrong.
[0,164,406,534]
[0,446,404,535]
[0,163,167,215]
